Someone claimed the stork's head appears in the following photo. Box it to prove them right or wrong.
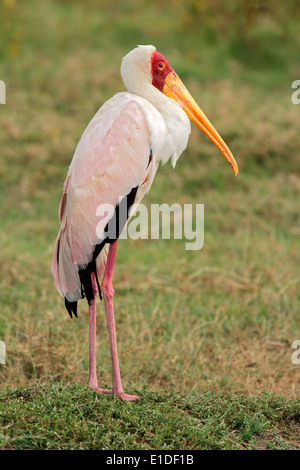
[121,45,238,175]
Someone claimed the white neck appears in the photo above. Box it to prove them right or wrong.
[121,45,191,167]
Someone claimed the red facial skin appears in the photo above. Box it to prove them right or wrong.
[151,51,173,92]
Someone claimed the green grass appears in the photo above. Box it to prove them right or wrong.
[1,0,300,450]
[0,382,299,450]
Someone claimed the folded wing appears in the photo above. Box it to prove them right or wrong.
[51,94,152,303]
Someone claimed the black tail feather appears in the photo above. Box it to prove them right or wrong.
[65,298,78,319]
[79,266,94,304]
[64,260,103,318]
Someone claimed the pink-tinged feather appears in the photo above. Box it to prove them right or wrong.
[52,95,154,302]
[51,232,62,295]
[59,175,70,225]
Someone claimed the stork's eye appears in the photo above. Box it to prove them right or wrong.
[158,62,166,70]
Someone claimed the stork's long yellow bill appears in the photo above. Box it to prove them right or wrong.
[163,71,238,175]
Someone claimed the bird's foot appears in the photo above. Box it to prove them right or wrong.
[117,392,140,402]
[91,386,140,401]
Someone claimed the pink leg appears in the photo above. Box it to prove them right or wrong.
[90,240,139,401]
[88,273,110,394]
[102,240,139,401]
[88,294,98,389]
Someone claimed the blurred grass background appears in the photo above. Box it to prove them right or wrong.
[0,0,300,398]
